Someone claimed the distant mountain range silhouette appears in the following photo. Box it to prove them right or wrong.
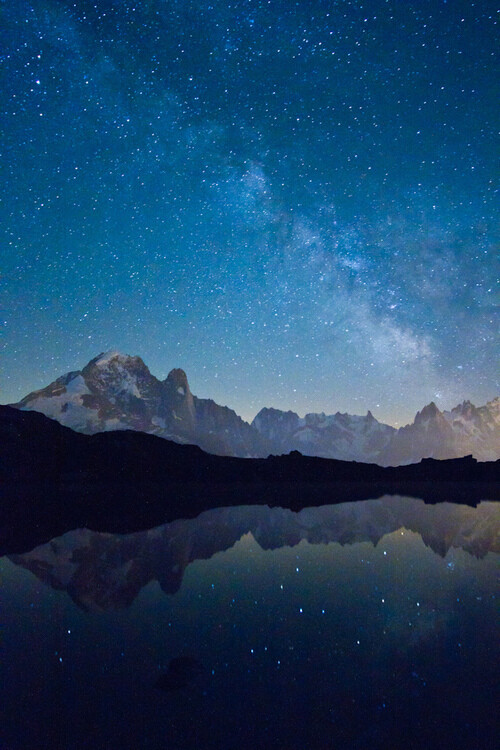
[11,351,500,464]
[1,405,498,554]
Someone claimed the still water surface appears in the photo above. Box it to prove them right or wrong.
[1,496,498,749]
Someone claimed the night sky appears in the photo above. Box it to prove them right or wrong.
[2,0,498,425]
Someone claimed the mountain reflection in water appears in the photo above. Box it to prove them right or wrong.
[1,496,498,749]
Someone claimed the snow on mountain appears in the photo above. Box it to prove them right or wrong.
[252,397,500,465]
[15,371,101,433]
[17,352,159,435]
[15,351,268,457]
[252,406,396,462]
[378,398,500,465]
[12,352,500,464]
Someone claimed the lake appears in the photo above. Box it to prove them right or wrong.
[1,496,498,749]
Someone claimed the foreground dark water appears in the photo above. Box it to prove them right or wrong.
[1,496,498,749]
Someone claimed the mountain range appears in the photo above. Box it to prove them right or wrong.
[11,351,500,464]
[2,404,498,557]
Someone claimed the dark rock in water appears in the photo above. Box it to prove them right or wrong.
[154,656,204,692]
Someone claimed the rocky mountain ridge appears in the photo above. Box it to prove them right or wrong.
[252,406,397,462]
[1,405,498,554]
[11,351,500,464]
[14,351,268,457]
[255,398,500,465]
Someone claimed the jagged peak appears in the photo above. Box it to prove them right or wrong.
[165,368,191,395]
[450,399,477,416]
[82,352,152,379]
[415,401,442,423]
[94,350,123,364]
[80,352,153,400]
[252,407,300,427]
[484,396,500,424]
[87,351,144,368]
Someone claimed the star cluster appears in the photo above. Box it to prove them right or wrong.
[2,0,498,424]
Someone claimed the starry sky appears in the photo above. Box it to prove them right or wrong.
[2,0,498,426]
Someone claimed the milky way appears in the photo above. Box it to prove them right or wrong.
[2,0,498,425]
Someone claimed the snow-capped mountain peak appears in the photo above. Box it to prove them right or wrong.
[81,351,153,401]
[14,353,268,457]
[252,406,396,462]
[90,350,129,367]
[11,353,500,464]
